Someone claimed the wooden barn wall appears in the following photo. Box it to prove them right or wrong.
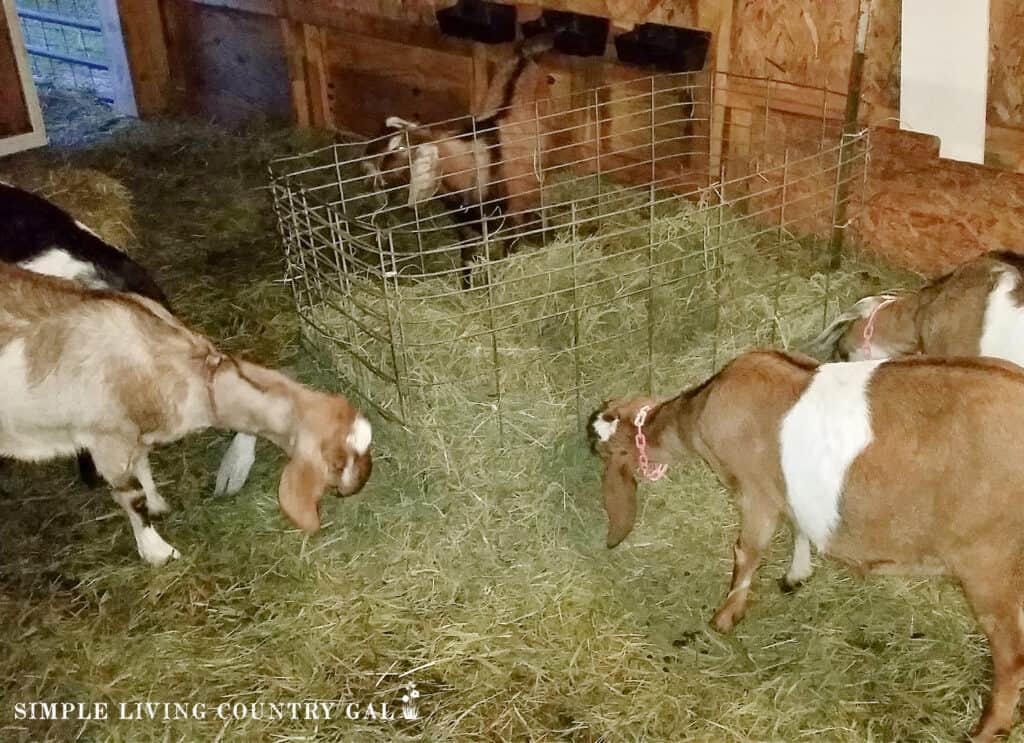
[187,5,291,123]
[728,0,1024,275]
[124,0,1024,275]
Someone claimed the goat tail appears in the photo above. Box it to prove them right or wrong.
[517,32,556,60]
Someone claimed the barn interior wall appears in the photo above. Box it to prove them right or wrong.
[119,0,1024,274]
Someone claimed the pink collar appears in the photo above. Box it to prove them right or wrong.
[633,405,668,482]
[861,297,897,360]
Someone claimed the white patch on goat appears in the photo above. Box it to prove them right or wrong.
[592,414,618,442]
[347,416,372,456]
[19,248,99,286]
[340,455,357,491]
[979,270,1024,367]
[0,339,85,460]
[213,433,257,496]
[407,144,439,205]
[779,360,883,550]
[136,526,181,566]
[785,532,814,586]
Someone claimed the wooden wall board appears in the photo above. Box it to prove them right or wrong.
[325,28,476,135]
[988,0,1024,130]
[0,0,45,155]
[187,4,292,123]
[0,4,31,138]
[855,127,1024,276]
[114,0,175,115]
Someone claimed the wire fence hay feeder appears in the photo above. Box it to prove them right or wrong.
[270,71,872,447]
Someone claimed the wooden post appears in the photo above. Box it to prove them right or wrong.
[303,24,332,128]
[707,0,734,185]
[98,0,174,116]
[281,19,310,126]
[95,0,136,115]
[828,0,871,269]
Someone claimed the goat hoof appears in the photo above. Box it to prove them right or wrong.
[778,577,803,593]
[968,721,1009,743]
[711,609,738,634]
[146,498,171,517]
[137,527,181,566]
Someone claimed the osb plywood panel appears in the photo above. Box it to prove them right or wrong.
[862,0,1024,135]
[730,0,857,88]
[860,0,900,115]
[988,0,1024,129]
[190,5,292,123]
[856,128,1024,276]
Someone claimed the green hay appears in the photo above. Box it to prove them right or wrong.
[0,91,1010,743]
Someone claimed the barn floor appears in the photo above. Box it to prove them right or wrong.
[0,91,1014,743]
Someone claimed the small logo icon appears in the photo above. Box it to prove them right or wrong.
[401,682,421,721]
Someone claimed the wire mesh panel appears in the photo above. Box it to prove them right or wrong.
[16,0,111,101]
[271,71,869,444]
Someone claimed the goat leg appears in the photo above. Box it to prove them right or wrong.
[712,489,782,633]
[91,439,180,565]
[75,451,100,488]
[780,531,813,592]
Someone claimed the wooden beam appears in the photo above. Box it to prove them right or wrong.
[304,23,332,128]
[708,0,734,183]
[0,0,46,154]
[281,18,310,126]
[96,0,138,115]
[115,0,174,115]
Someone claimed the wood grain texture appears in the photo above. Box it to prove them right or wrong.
[0,5,31,137]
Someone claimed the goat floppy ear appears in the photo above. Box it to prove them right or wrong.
[278,455,327,533]
[407,143,440,205]
[604,450,638,548]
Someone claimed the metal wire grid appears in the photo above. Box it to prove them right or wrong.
[270,71,869,439]
[16,0,112,101]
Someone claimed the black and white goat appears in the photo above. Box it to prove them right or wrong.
[362,36,557,287]
[0,182,257,496]
[0,263,373,564]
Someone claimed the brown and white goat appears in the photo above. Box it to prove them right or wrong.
[0,264,372,565]
[816,250,1024,364]
[591,350,1024,742]
[362,36,558,286]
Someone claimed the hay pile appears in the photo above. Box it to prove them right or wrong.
[313,188,915,446]
[0,91,998,743]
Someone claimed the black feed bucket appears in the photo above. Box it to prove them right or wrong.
[615,24,711,72]
[436,0,517,44]
[521,10,610,57]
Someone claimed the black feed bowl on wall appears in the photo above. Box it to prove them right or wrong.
[521,10,610,57]
[615,24,711,72]
[436,0,517,44]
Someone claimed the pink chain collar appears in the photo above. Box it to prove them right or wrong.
[633,405,668,482]
[861,296,897,360]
